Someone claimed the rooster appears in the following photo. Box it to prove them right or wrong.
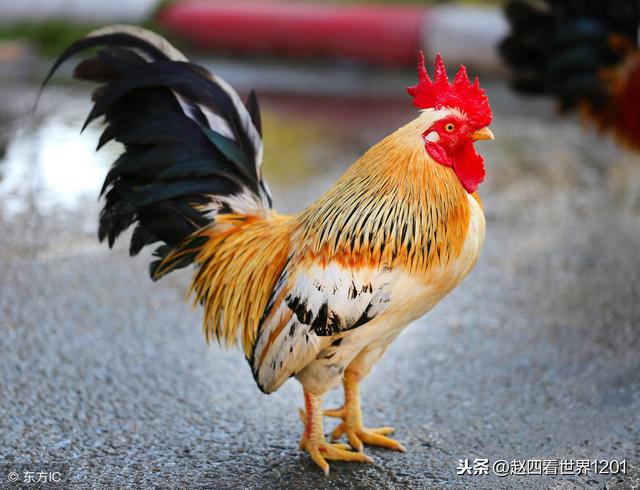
[43,26,494,474]
[500,0,640,150]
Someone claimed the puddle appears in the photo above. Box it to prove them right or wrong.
[0,114,110,216]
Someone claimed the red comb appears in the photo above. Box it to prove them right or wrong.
[407,52,492,128]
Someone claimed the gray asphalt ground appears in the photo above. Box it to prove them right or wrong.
[1,81,639,489]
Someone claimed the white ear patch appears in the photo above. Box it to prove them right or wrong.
[424,131,440,143]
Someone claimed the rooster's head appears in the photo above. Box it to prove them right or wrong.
[407,52,493,193]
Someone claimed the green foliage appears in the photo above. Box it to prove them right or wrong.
[0,20,101,56]
[261,111,337,184]
[0,19,167,57]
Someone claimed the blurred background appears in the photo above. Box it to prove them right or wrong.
[0,1,638,488]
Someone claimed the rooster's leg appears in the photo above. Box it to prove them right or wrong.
[299,389,373,474]
[325,369,406,452]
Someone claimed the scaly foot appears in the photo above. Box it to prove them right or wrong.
[299,390,373,475]
[324,371,406,453]
[325,406,405,452]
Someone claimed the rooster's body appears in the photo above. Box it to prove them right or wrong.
[500,0,640,150]
[44,26,493,473]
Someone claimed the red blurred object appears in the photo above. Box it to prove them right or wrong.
[157,1,426,66]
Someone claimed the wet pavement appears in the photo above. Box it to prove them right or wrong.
[1,80,639,489]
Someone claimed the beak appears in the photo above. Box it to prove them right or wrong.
[471,127,494,142]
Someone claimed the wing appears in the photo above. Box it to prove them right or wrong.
[40,25,271,277]
[250,259,394,393]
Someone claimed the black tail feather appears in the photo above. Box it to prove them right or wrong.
[40,25,271,277]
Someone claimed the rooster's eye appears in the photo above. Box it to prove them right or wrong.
[445,123,455,132]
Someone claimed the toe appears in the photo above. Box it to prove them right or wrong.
[346,431,364,452]
[323,407,344,418]
[330,423,346,441]
[369,426,394,436]
[308,445,330,475]
[332,443,352,450]
[359,431,406,452]
[322,444,374,464]
[298,408,306,424]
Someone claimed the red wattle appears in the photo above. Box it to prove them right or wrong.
[452,141,485,194]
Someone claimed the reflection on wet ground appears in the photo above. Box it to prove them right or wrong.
[0,116,107,214]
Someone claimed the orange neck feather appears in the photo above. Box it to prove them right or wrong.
[296,112,472,274]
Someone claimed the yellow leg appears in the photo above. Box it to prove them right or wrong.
[299,389,373,475]
[325,370,406,453]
